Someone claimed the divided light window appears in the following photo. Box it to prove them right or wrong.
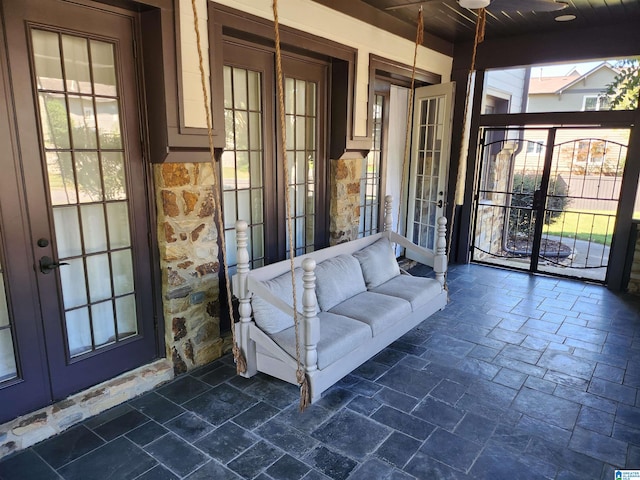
[359,94,383,237]
[222,65,265,273]
[33,29,138,357]
[285,76,318,256]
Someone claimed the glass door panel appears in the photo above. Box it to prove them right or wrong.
[285,76,317,256]
[359,94,384,238]
[32,29,138,359]
[407,83,454,260]
[222,65,266,273]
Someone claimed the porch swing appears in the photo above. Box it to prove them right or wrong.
[189,0,486,408]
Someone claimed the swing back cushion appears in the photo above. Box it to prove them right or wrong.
[352,237,400,288]
[314,254,367,311]
[251,268,319,334]
[252,237,403,330]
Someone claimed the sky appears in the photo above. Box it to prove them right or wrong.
[530,60,613,78]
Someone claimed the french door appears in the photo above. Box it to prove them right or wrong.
[406,82,455,262]
[221,40,328,273]
[0,0,156,422]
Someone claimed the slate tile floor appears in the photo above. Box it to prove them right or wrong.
[1,264,640,480]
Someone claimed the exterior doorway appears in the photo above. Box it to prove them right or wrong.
[0,0,157,422]
[472,126,630,283]
[406,82,455,260]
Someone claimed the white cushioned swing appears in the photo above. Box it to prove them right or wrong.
[232,197,448,403]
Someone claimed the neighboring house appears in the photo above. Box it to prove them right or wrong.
[527,62,618,112]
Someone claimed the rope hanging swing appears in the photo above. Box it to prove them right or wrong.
[272,0,311,411]
[190,0,246,375]
[189,0,310,410]
[398,6,424,236]
[447,7,486,272]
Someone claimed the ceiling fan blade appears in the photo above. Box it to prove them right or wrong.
[487,0,569,13]
[384,0,444,11]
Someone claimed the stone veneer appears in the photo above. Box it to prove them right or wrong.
[154,162,226,374]
[0,359,172,459]
[474,148,513,259]
[329,157,363,245]
[0,162,229,460]
[628,223,640,294]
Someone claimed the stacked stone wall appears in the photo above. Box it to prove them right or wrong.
[329,157,363,245]
[154,162,225,374]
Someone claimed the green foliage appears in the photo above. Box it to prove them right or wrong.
[543,210,614,246]
[606,58,640,110]
[42,96,125,201]
[509,173,569,238]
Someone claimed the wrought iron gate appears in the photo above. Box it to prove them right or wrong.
[471,127,629,282]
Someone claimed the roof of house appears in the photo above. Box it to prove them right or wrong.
[528,62,618,95]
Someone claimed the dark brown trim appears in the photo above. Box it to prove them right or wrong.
[478,111,638,128]
[0,2,52,420]
[454,21,640,72]
[310,0,453,57]
[80,0,171,11]
[213,4,354,61]
[608,109,640,291]
[212,2,367,159]
[370,54,441,86]
[141,0,222,163]
[367,54,441,140]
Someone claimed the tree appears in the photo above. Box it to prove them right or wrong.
[605,58,640,110]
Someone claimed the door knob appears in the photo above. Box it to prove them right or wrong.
[39,256,69,274]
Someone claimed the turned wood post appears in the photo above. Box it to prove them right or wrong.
[234,220,257,376]
[301,258,319,373]
[384,195,393,232]
[434,216,448,286]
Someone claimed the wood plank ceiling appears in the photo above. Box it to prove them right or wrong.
[313,0,640,47]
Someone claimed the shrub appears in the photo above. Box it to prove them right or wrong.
[508,173,569,239]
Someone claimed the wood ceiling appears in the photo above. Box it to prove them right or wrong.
[312,0,640,53]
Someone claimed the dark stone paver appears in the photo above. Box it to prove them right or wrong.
[512,388,581,430]
[144,433,208,477]
[1,264,638,479]
[310,410,390,460]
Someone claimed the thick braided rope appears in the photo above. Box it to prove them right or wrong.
[272,0,310,411]
[445,7,486,290]
[398,7,424,234]
[190,0,246,373]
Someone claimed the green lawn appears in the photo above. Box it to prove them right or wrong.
[543,210,640,245]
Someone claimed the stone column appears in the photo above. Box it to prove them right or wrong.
[154,162,224,374]
[329,157,363,245]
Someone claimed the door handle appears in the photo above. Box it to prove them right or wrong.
[39,256,69,274]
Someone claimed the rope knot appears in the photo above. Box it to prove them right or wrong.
[296,369,311,411]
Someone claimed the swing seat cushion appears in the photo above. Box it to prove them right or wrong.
[269,312,372,370]
[371,275,443,311]
[328,291,412,336]
[352,237,401,288]
[251,267,319,335]
[314,254,367,311]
